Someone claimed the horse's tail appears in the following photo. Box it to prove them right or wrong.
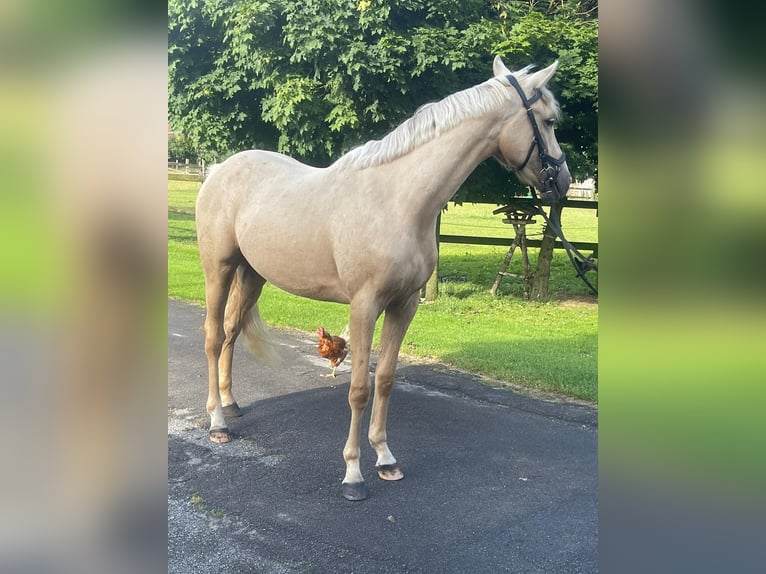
[241,304,281,365]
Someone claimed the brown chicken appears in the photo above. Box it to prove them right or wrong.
[317,326,349,378]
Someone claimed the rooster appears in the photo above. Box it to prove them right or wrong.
[317,325,349,378]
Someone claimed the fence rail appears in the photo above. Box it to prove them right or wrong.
[439,234,598,255]
[168,160,208,181]
[439,198,598,253]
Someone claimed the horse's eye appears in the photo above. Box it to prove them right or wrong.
[545,119,556,127]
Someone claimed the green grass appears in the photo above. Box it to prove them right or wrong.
[168,179,598,402]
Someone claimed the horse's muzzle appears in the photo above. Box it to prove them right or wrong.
[538,165,571,204]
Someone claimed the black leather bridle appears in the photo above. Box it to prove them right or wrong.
[505,73,598,295]
[505,74,568,203]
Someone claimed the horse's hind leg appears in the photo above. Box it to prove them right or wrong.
[201,259,239,443]
[369,291,420,481]
[218,264,266,418]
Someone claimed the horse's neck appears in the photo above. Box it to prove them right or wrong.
[383,115,500,221]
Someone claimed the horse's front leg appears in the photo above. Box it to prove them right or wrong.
[369,292,419,482]
[341,296,380,501]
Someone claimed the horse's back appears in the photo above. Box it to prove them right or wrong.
[195,150,345,298]
[197,150,311,206]
[196,149,318,233]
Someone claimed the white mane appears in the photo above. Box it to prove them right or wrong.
[332,67,559,171]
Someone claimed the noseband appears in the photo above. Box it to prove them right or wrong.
[505,74,567,203]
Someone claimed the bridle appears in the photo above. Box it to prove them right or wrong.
[505,73,599,295]
[505,74,568,204]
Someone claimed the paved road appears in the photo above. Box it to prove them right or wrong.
[168,299,597,573]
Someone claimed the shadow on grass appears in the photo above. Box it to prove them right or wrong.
[437,334,598,403]
[435,282,476,300]
[168,210,198,244]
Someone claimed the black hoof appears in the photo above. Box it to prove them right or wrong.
[221,403,242,418]
[341,482,368,501]
[376,463,404,481]
[208,428,230,444]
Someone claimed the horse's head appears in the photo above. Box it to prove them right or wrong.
[491,56,571,202]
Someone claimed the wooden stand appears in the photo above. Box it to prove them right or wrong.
[490,208,536,298]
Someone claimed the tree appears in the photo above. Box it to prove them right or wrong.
[168,0,597,202]
[492,1,598,185]
[167,132,199,162]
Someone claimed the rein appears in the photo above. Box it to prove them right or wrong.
[531,197,598,295]
[505,73,598,295]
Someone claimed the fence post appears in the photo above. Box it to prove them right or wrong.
[530,221,556,300]
[423,212,441,301]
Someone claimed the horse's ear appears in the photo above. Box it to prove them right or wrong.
[493,55,512,77]
[527,61,559,89]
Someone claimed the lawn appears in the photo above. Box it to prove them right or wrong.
[169,179,598,402]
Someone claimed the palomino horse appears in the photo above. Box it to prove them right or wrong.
[196,56,570,501]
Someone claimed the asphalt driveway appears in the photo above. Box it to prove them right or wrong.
[168,299,597,573]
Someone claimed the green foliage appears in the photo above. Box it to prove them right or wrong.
[167,133,199,162]
[493,1,598,183]
[168,0,597,198]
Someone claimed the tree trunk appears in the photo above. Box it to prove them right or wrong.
[423,212,441,301]
[530,222,556,301]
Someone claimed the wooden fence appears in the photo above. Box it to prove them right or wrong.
[424,198,598,300]
[440,198,598,255]
[168,160,208,181]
